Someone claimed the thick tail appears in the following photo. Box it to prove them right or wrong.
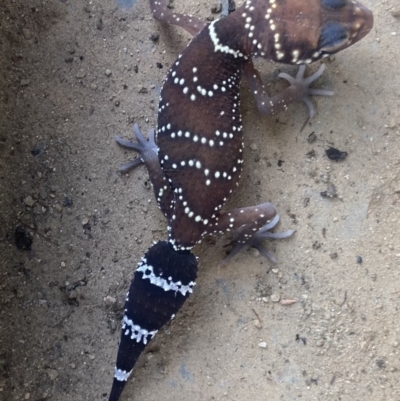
[108,240,198,401]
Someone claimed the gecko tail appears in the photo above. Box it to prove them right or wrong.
[108,241,198,401]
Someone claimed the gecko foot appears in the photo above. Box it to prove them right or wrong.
[222,215,295,265]
[279,64,334,118]
[115,124,158,173]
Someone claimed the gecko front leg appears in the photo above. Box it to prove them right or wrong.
[244,61,334,118]
[150,0,206,36]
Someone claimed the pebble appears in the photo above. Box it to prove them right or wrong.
[82,217,89,225]
[250,143,258,151]
[270,293,280,303]
[391,7,400,17]
[47,369,59,381]
[104,295,116,306]
[24,196,35,207]
[258,341,267,348]
[24,393,30,400]
[76,70,86,79]
[253,320,262,329]
[105,69,112,76]
[39,186,47,200]
[280,299,297,306]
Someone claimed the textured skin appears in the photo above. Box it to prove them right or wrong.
[108,1,373,400]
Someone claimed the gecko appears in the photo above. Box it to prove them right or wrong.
[108,1,373,400]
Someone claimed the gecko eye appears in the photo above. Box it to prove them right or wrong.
[319,23,349,53]
[321,0,347,9]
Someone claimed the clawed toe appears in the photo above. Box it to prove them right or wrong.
[115,124,158,172]
[278,64,334,118]
[221,215,295,265]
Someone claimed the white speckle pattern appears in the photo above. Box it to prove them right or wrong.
[137,262,196,296]
[114,367,133,382]
[121,315,158,344]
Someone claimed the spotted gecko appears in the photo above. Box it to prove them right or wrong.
[108,1,373,400]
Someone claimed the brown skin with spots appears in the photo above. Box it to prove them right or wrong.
[154,0,373,248]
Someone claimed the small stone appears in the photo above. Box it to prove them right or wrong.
[70,363,76,369]
[105,69,112,76]
[104,295,116,306]
[82,217,89,225]
[391,7,400,17]
[320,182,338,198]
[253,320,262,329]
[258,341,267,348]
[272,268,279,274]
[280,299,297,306]
[96,18,103,30]
[47,369,59,381]
[91,83,98,90]
[250,143,258,151]
[251,248,260,258]
[22,28,32,39]
[24,196,35,207]
[39,186,47,200]
[150,33,159,42]
[307,132,317,143]
[20,79,31,86]
[24,393,30,400]
[356,256,363,264]
[211,2,222,13]
[270,293,280,303]
[76,70,86,79]
[330,252,338,259]
[55,204,63,213]
[60,261,66,268]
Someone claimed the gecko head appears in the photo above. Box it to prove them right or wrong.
[247,0,373,64]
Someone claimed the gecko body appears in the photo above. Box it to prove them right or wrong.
[108,1,373,400]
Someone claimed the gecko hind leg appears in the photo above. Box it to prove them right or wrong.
[115,124,158,173]
[208,202,294,265]
[223,214,295,265]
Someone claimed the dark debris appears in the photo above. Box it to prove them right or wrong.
[14,226,33,250]
[325,146,348,161]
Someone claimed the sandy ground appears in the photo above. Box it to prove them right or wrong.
[0,0,399,400]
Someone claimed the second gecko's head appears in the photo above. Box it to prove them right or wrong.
[242,0,373,64]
